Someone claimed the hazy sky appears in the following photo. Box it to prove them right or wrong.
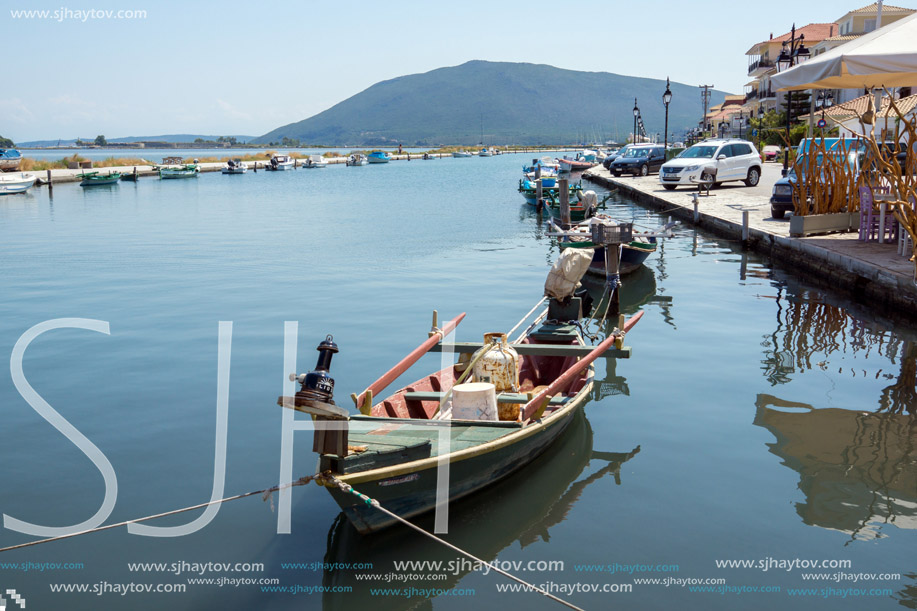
[3,0,911,142]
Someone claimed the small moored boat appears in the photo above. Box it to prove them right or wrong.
[0,173,37,194]
[159,164,200,179]
[552,213,678,276]
[452,151,473,158]
[277,250,643,534]
[0,149,22,172]
[558,152,598,173]
[346,154,368,167]
[221,159,247,174]
[523,156,560,179]
[78,171,122,186]
[479,147,493,157]
[304,155,328,169]
[267,155,295,171]
[367,151,391,164]
[518,177,586,211]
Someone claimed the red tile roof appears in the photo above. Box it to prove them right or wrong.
[747,23,839,55]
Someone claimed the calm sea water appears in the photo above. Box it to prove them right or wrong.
[0,155,915,610]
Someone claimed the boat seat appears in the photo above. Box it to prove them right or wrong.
[403,391,569,405]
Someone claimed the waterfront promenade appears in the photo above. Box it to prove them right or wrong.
[584,163,917,315]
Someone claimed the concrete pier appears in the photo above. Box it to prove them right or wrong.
[583,163,917,316]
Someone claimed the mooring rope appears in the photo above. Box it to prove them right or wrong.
[0,474,322,554]
[0,469,585,610]
[323,473,585,611]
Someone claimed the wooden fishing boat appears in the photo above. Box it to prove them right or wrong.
[159,164,199,179]
[78,171,121,186]
[0,174,36,194]
[552,215,677,276]
[120,171,140,182]
[346,154,368,167]
[278,252,642,534]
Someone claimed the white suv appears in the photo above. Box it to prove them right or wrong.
[658,139,762,190]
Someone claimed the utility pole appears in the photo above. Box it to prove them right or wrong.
[699,84,714,137]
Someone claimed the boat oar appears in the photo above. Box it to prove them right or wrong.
[520,311,644,422]
[352,312,466,415]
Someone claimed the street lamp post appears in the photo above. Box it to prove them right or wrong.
[662,77,673,151]
[633,98,639,144]
[738,110,745,139]
[776,23,811,176]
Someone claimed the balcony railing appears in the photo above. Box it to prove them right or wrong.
[761,90,776,99]
[748,59,775,75]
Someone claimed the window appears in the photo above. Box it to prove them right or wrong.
[681,146,717,159]
[734,144,753,156]
[719,145,735,158]
[864,18,876,32]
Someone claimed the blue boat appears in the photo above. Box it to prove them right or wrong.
[0,149,22,172]
[367,151,391,164]
[518,178,583,211]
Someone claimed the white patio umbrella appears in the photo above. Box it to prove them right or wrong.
[771,12,917,91]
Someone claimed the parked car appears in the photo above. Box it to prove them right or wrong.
[762,145,781,161]
[769,138,863,219]
[608,144,666,176]
[658,139,762,191]
[602,147,626,170]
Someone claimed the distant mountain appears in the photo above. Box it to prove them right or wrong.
[18,134,255,147]
[256,61,731,146]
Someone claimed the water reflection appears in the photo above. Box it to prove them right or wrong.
[581,266,665,400]
[319,411,639,610]
[760,284,916,416]
[895,573,917,608]
[754,394,917,541]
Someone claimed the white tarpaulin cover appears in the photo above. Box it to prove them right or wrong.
[544,249,592,300]
[771,12,917,91]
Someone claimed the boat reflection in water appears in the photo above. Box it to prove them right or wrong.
[754,394,917,541]
[320,411,639,611]
[580,266,670,401]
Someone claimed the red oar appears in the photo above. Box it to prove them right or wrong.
[353,313,466,413]
[521,311,644,422]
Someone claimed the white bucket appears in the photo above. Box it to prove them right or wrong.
[451,382,498,421]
